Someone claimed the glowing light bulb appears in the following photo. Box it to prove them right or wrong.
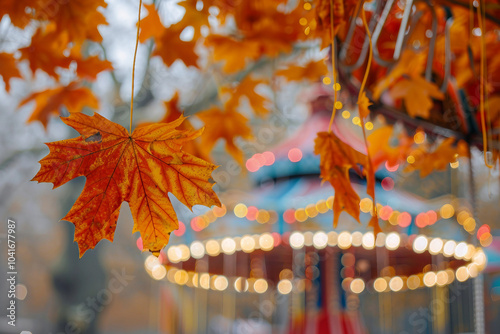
[373,278,388,292]
[167,247,182,263]
[351,232,363,247]
[206,239,221,256]
[440,204,454,219]
[338,232,352,249]
[407,275,420,290]
[145,254,159,271]
[350,278,365,294]
[436,271,448,287]
[214,276,229,291]
[290,232,305,249]
[234,277,248,293]
[423,272,437,287]
[221,237,236,255]
[362,232,375,250]
[288,148,303,162]
[241,235,256,253]
[443,240,456,257]
[327,231,338,246]
[385,232,400,250]
[174,270,189,285]
[413,235,428,253]
[456,267,469,282]
[389,277,403,292]
[178,244,190,261]
[294,209,308,222]
[190,241,205,259]
[234,203,248,218]
[259,233,274,251]
[152,265,167,280]
[313,231,328,249]
[254,279,268,294]
[277,279,293,294]
[429,238,443,255]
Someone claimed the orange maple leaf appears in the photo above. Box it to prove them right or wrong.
[174,0,210,39]
[315,131,378,229]
[367,125,412,168]
[74,55,113,80]
[47,0,108,46]
[357,91,372,119]
[205,35,260,73]
[1,1,32,28]
[20,82,99,128]
[20,27,72,79]
[32,113,220,256]
[0,53,22,92]
[140,3,199,68]
[372,50,427,100]
[154,29,199,68]
[139,3,164,43]
[389,76,444,119]
[0,0,39,28]
[223,77,270,117]
[197,107,253,165]
[276,60,328,82]
[406,138,468,178]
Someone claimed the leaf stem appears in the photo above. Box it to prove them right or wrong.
[358,3,377,217]
[477,0,493,168]
[327,0,337,132]
[130,0,143,134]
[358,4,372,102]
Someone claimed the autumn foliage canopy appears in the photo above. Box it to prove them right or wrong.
[1,0,499,255]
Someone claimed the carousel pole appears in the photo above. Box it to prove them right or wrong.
[468,145,485,334]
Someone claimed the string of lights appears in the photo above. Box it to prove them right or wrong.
[144,230,486,295]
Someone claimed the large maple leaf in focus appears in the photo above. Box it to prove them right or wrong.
[20,82,99,129]
[315,131,379,232]
[33,113,220,256]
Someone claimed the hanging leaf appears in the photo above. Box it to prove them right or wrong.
[20,82,99,129]
[357,91,373,119]
[0,1,38,29]
[276,60,328,82]
[315,131,371,227]
[32,113,220,256]
[46,0,108,47]
[140,3,199,68]
[197,107,253,165]
[74,55,113,80]
[223,76,270,117]
[0,53,22,92]
[389,75,444,119]
[20,27,72,79]
[406,138,468,177]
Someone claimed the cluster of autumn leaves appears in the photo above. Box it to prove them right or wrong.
[1,0,498,255]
